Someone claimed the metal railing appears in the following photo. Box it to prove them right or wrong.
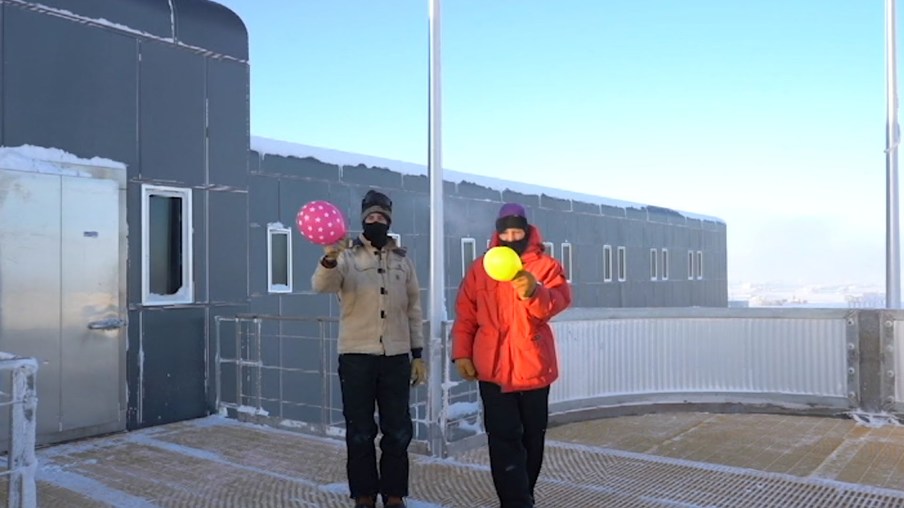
[216,308,904,459]
[214,315,343,436]
[213,315,432,445]
[0,353,38,508]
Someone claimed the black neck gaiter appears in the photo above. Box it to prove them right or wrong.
[363,222,390,249]
[499,226,531,256]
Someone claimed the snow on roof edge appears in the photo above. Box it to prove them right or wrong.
[250,135,724,224]
[0,145,127,175]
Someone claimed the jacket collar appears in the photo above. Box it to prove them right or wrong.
[353,234,405,256]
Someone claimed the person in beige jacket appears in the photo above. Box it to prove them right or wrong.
[312,189,426,508]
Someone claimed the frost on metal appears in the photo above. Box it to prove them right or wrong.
[235,405,269,417]
[849,411,903,428]
[445,401,480,420]
[0,354,39,508]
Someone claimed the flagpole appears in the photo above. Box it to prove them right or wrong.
[886,0,901,308]
[426,0,446,456]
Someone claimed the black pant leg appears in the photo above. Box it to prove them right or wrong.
[339,354,380,499]
[518,386,550,497]
[479,381,533,508]
[376,354,413,499]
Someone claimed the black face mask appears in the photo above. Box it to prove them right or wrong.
[499,227,531,256]
[363,222,390,249]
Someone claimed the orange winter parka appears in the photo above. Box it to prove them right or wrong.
[451,225,572,392]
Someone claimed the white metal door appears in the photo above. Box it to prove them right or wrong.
[60,176,122,430]
[0,165,125,442]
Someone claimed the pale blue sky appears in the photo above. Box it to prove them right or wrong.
[216,0,889,287]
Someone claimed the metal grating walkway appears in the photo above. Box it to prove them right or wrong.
[16,413,904,507]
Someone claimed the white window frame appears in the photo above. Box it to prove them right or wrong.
[267,223,293,293]
[389,232,401,247]
[649,248,658,281]
[661,248,669,281]
[696,250,704,280]
[141,184,194,305]
[603,244,613,282]
[461,237,477,276]
[617,246,627,282]
[560,242,573,282]
[688,250,695,280]
[543,241,555,258]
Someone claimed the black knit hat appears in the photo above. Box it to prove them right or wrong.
[361,190,392,225]
[495,202,528,233]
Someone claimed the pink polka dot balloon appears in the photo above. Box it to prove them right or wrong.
[296,200,348,246]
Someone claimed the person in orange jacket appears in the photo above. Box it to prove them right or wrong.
[451,202,572,508]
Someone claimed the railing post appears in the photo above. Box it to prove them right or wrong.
[857,310,883,413]
[254,318,263,412]
[214,317,222,410]
[437,322,450,458]
[235,318,243,408]
[8,363,37,508]
[879,310,899,412]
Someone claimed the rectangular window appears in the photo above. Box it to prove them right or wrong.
[661,248,669,281]
[268,224,292,293]
[617,246,627,282]
[486,238,491,251]
[696,250,704,280]
[461,237,476,276]
[543,241,555,259]
[389,233,401,247]
[603,245,613,282]
[560,243,573,282]
[688,250,695,280]
[650,248,658,281]
[142,185,193,305]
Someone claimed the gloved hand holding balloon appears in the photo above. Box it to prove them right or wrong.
[322,242,346,261]
[483,246,523,281]
[296,200,347,246]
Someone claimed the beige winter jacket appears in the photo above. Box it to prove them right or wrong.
[311,236,424,356]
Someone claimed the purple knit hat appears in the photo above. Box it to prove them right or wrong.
[496,203,529,232]
[497,203,526,219]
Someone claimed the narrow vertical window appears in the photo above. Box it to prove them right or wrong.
[696,250,704,280]
[561,243,573,282]
[461,238,476,277]
[650,248,658,281]
[268,224,292,293]
[617,246,627,282]
[661,248,669,281]
[603,245,613,282]
[142,185,193,305]
[543,241,555,259]
[688,250,695,280]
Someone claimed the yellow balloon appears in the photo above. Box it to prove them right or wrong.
[483,246,523,281]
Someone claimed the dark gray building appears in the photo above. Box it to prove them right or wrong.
[247,138,727,316]
[0,0,726,445]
